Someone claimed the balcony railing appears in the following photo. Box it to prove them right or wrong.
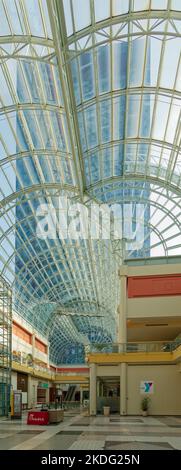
[85,340,181,354]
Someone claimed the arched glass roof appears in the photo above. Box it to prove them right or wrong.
[0,0,181,363]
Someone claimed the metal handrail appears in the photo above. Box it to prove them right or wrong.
[86,340,181,354]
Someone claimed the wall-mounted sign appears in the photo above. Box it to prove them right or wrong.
[12,350,33,366]
[140,381,154,394]
[38,382,49,389]
[11,391,22,419]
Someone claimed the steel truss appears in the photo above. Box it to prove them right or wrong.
[0,276,12,416]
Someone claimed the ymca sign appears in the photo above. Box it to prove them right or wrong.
[140,381,154,394]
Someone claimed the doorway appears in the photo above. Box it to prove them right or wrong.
[96,377,120,414]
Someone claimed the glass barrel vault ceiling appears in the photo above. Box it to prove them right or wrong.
[0,0,181,363]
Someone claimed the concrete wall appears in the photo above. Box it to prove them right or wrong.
[127,364,181,415]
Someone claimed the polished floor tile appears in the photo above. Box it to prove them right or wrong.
[0,411,181,450]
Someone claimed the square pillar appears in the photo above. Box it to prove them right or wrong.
[120,363,127,415]
[89,363,97,416]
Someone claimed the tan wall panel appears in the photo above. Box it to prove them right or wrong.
[127,364,181,415]
[127,296,181,318]
[125,264,181,277]
[97,365,121,377]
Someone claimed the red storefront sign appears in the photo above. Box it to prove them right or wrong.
[27,411,49,425]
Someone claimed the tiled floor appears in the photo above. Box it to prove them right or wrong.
[0,411,181,450]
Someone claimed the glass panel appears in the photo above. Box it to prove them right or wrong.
[171,0,181,10]
[39,64,59,105]
[24,0,44,37]
[84,105,98,148]
[129,38,146,87]
[0,2,11,34]
[161,39,181,89]
[83,158,90,185]
[165,99,180,143]
[94,0,110,22]
[80,52,95,101]
[98,45,110,94]
[112,0,129,15]
[151,0,168,8]
[113,42,128,90]
[5,0,24,34]
[100,100,111,143]
[42,0,53,38]
[133,0,150,11]
[72,0,91,31]
[113,96,126,141]
[103,147,112,178]
[78,112,87,151]
[176,62,181,91]
[126,95,141,137]
[152,98,170,140]
[140,95,151,138]
[63,0,73,36]
[90,153,99,183]
[114,145,124,176]
[71,59,81,104]
[0,67,13,105]
[50,111,66,150]
[23,62,41,103]
[144,39,151,86]
[150,38,162,86]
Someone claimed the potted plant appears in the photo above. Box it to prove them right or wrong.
[141,396,150,416]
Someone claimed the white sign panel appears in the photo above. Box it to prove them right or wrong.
[140,381,154,394]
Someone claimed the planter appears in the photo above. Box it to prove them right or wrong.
[103,406,110,416]
[142,410,148,417]
[49,409,64,423]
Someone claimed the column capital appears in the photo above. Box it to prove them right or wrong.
[118,266,128,277]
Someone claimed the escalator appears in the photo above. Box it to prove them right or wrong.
[64,385,76,402]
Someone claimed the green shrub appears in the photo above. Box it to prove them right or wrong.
[141,396,150,411]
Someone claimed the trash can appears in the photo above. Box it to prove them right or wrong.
[103,406,110,416]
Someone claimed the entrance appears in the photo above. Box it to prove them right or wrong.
[96,377,120,414]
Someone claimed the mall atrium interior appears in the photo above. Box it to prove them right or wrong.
[0,0,181,451]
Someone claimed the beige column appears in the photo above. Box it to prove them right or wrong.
[118,266,127,346]
[120,363,127,415]
[97,379,100,397]
[118,267,127,415]
[80,387,83,405]
[89,363,97,416]
[27,375,32,409]
[47,343,50,368]
[32,333,35,365]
